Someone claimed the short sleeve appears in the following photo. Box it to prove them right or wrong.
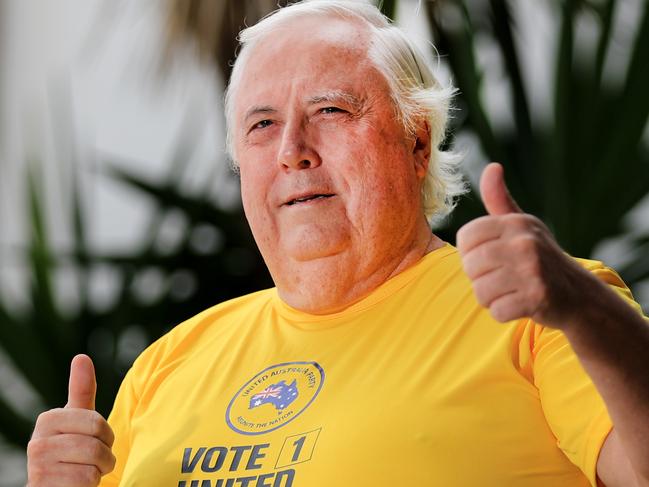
[532,261,646,487]
[532,326,612,487]
[98,366,140,487]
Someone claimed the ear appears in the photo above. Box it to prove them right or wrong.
[412,119,432,180]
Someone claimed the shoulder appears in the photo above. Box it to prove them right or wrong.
[573,257,641,311]
[130,288,276,376]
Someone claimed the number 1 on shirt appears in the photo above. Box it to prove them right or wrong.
[275,428,322,468]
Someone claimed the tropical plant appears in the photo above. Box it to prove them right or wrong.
[426,0,649,298]
[0,141,273,451]
[167,0,649,300]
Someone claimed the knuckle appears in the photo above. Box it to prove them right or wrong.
[459,248,473,268]
[456,227,468,252]
[27,437,47,457]
[491,296,521,322]
[108,451,117,472]
[502,213,522,227]
[106,425,116,447]
[461,258,475,280]
[89,411,105,436]
[89,439,105,460]
[490,306,505,322]
[83,465,101,485]
[519,258,543,286]
[73,464,101,486]
[472,282,489,307]
[528,278,548,306]
[33,413,45,431]
[491,305,511,323]
[462,244,498,280]
[456,218,486,251]
[474,242,493,263]
[507,213,534,229]
[34,408,58,430]
[512,234,537,255]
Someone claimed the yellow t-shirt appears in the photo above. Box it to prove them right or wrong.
[101,244,637,487]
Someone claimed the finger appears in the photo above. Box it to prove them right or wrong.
[58,434,116,475]
[33,408,114,447]
[489,291,535,323]
[456,216,505,255]
[28,462,101,487]
[461,239,506,280]
[471,267,519,309]
[66,354,96,410]
[36,433,115,475]
[480,162,522,216]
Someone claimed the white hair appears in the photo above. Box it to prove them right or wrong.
[224,0,467,224]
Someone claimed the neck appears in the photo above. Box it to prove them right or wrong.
[274,230,445,315]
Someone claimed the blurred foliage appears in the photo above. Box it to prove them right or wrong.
[426,0,649,294]
[1,0,648,454]
[165,0,289,81]
[0,144,272,447]
[164,0,397,80]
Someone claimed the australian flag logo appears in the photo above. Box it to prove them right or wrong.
[249,380,298,413]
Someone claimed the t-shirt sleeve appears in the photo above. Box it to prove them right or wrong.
[98,365,140,487]
[531,261,647,486]
[532,324,612,487]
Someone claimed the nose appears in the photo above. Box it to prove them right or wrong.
[277,120,321,170]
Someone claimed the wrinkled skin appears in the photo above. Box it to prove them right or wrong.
[232,16,439,314]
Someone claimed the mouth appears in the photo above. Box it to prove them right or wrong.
[284,193,335,206]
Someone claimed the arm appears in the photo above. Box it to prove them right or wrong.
[562,274,649,487]
[457,163,649,487]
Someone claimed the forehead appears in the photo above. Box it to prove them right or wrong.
[233,16,387,118]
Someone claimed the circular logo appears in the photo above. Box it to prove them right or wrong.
[226,361,325,435]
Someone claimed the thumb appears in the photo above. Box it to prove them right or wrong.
[480,162,522,215]
[66,354,96,410]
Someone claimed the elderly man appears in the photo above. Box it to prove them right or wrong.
[27,1,649,486]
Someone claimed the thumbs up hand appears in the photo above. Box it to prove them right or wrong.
[27,355,115,487]
[457,163,591,328]
[66,354,97,410]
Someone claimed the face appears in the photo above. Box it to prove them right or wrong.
[232,17,430,295]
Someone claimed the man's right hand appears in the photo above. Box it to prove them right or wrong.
[27,354,116,487]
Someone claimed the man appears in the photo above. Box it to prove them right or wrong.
[26,1,649,486]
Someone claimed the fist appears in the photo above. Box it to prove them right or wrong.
[457,163,590,327]
[27,355,115,487]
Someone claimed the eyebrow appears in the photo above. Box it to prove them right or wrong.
[307,90,363,109]
[244,105,277,123]
[243,91,363,124]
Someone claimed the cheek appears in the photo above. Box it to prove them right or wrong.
[239,169,256,208]
[354,143,414,194]
[355,158,421,229]
[239,167,272,222]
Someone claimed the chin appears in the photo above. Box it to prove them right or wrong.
[280,225,350,262]
[285,240,345,262]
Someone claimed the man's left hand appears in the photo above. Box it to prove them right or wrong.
[456,162,597,329]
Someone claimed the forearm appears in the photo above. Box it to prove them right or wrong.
[562,275,649,483]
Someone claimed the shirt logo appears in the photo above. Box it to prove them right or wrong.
[249,380,299,411]
[226,361,325,435]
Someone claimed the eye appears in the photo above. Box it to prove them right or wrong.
[320,106,345,114]
[250,119,273,132]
